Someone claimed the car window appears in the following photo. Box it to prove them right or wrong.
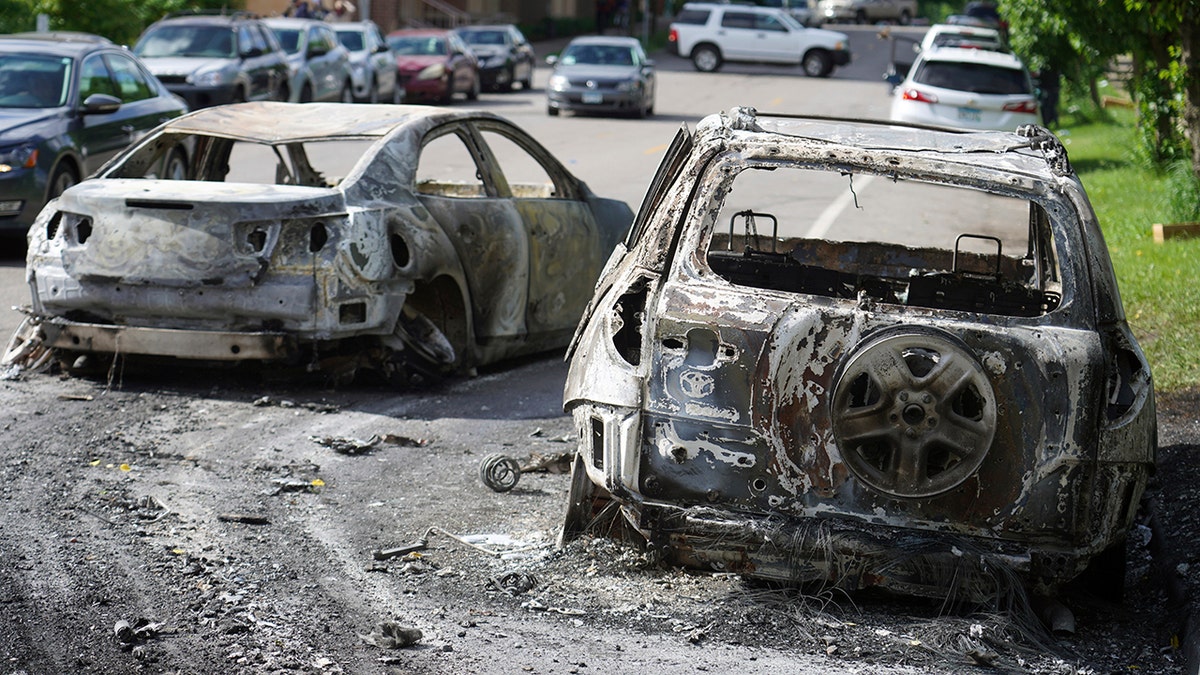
[562,44,636,66]
[274,28,303,54]
[126,134,371,186]
[388,36,447,56]
[415,131,487,198]
[915,60,1029,94]
[510,26,527,44]
[106,53,154,103]
[0,54,70,108]
[78,53,117,100]
[137,25,236,58]
[460,30,507,46]
[478,127,569,200]
[700,163,1062,318]
[720,11,758,29]
[337,29,364,51]
[754,14,788,31]
[674,8,711,24]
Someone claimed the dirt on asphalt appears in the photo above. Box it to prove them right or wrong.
[0,358,1194,675]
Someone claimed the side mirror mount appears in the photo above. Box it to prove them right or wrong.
[545,54,559,66]
[81,93,122,115]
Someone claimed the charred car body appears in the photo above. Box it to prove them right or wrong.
[561,108,1155,601]
[10,102,632,382]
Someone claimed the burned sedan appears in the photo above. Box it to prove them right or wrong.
[10,102,632,382]
[560,108,1155,602]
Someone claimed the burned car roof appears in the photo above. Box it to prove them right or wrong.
[8,102,634,386]
[560,108,1154,611]
[158,100,468,142]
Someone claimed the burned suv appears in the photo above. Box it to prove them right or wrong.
[561,108,1155,601]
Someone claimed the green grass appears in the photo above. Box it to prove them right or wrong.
[1062,108,1200,391]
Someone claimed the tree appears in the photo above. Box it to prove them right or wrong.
[1000,0,1199,177]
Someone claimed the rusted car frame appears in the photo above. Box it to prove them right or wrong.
[10,102,632,382]
[561,108,1155,601]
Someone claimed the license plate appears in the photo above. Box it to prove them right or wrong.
[957,106,982,122]
[582,92,603,104]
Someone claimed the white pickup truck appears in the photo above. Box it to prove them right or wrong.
[669,2,852,76]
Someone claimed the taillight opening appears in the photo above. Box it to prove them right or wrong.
[1003,99,1039,114]
[901,88,938,104]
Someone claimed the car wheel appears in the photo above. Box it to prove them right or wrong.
[855,9,868,23]
[467,73,480,101]
[163,148,188,180]
[232,86,247,103]
[547,104,559,116]
[47,163,78,202]
[300,83,313,103]
[691,44,722,73]
[898,9,912,25]
[1,317,52,372]
[830,328,997,499]
[340,81,354,103]
[802,49,833,78]
[503,66,515,92]
[521,62,533,90]
[367,76,380,103]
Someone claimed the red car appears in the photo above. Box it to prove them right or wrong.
[386,29,480,103]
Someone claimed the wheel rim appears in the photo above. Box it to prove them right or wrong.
[50,169,75,199]
[695,49,717,71]
[804,55,825,77]
[831,330,996,498]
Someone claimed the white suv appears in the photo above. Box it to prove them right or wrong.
[669,2,851,76]
[890,46,1038,130]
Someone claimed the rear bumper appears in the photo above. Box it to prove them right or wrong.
[40,317,294,361]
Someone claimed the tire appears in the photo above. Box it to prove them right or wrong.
[47,163,78,202]
[162,148,187,181]
[898,9,912,25]
[855,9,868,23]
[391,72,405,104]
[691,44,722,73]
[300,83,313,103]
[340,81,354,103]
[547,104,559,116]
[367,76,380,103]
[232,86,247,103]
[466,73,480,101]
[802,49,833,78]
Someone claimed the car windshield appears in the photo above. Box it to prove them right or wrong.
[915,60,1028,94]
[336,30,364,51]
[0,54,71,108]
[387,36,446,56]
[135,24,237,58]
[702,162,1062,318]
[459,30,507,46]
[930,33,1003,50]
[561,44,636,66]
[272,28,304,55]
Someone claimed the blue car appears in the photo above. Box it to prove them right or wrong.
[0,33,188,243]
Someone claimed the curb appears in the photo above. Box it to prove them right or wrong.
[1146,498,1200,675]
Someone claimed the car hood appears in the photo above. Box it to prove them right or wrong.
[395,55,448,71]
[141,56,235,78]
[0,108,62,143]
[553,64,642,79]
[47,179,347,288]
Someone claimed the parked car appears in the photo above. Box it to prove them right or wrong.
[386,29,480,103]
[133,11,290,109]
[0,32,188,242]
[454,24,535,92]
[546,36,655,118]
[918,23,1007,53]
[9,103,633,385]
[741,0,821,27]
[334,20,403,103]
[890,46,1038,130]
[669,2,851,76]
[560,108,1155,602]
[263,17,353,103]
[816,0,917,24]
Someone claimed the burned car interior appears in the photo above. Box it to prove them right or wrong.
[705,165,1063,318]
